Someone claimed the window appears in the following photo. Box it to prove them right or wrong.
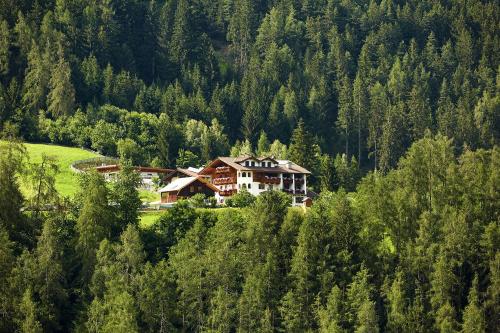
[245,161,249,166]
[198,186,202,191]
[238,172,241,177]
[251,161,255,166]
[242,172,246,177]
[242,184,247,189]
[190,186,194,193]
[248,183,251,189]
[238,184,241,189]
[259,184,265,189]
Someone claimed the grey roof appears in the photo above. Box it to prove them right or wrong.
[158,177,198,192]
[203,157,311,174]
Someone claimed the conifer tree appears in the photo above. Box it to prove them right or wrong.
[47,44,75,118]
[34,217,67,332]
[461,275,485,333]
[112,160,141,228]
[288,119,316,172]
[353,72,369,166]
[386,270,407,332]
[0,140,27,243]
[318,285,345,333]
[257,131,270,156]
[22,41,50,113]
[0,20,10,76]
[76,172,115,283]
[19,288,42,333]
[355,300,379,333]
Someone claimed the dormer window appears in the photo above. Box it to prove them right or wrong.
[251,161,255,167]
[245,161,249,166]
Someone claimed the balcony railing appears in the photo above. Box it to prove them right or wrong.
[219,189,237,196]
[254,175,281,185]
[282,189,294,194]
[213,177,236,185]
[294,178,304,185]
[215,166,231,173]
[283,178,293,185]
[295,190,306,195]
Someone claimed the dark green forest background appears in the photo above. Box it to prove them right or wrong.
[0,0,499,332]
[0,0,498,183]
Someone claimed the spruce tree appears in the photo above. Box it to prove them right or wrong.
[462,275,486,333]
[76,172,114,284]
[19,288,42,333]
[47,44,75,118]
[112,160,141,228]
[0,20,10,76]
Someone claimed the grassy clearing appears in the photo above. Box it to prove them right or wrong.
[139,190,160,202]
[139,211,165,228]
[23,142,100,197]
[22,142,160,201]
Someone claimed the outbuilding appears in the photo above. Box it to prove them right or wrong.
[158,176,218,203]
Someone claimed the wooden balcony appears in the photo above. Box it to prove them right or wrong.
[294,178,304,185]
[215,166,231,173]
[254,175,281,185]
[219,189,237,196]
[213,177,236,185]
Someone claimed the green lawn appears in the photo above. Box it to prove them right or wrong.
[139,211,164,228]
[24,142,100,197]
[139,190,160,203]
[22,142,160,201]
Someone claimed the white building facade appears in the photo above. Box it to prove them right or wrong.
[200,156,310,206]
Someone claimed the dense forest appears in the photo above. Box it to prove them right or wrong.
[0,0,498,185]
[1,133,499,332]
[0,0,499,332]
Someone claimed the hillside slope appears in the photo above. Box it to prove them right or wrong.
[24,143,100,197]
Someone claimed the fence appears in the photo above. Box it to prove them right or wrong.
[70,157,119,173]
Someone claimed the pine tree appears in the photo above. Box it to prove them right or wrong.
[368,82,388,171]
[27,154,59,219]
[337,74,354,157]
[22,41,50,112]
[47,44,75,118]
[355,300,379,333]
[138,261,176,333]
[353,72,369,166]
[112,160,141,227]
[318,285,345,333]
[408,65,432,140]
[227,0,255,69]
[0,20,10,76]
[288,119,316,172]
[257,131,270,156]
[0,140,27,243]
[386,270,407,332]
[19,288,42,333]
[34,217,67,332]
[462,275,485,333]
[76,172,115,284]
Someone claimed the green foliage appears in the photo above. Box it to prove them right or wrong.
[0,1,499,331]
[111,160,141,227]
[225,189,255,207]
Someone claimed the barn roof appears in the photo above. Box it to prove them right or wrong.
[158,176,218,193]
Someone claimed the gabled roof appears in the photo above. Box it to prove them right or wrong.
[200,157,311,175]
[158,176,218,193]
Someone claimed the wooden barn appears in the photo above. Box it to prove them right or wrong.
[158,176,218,203]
